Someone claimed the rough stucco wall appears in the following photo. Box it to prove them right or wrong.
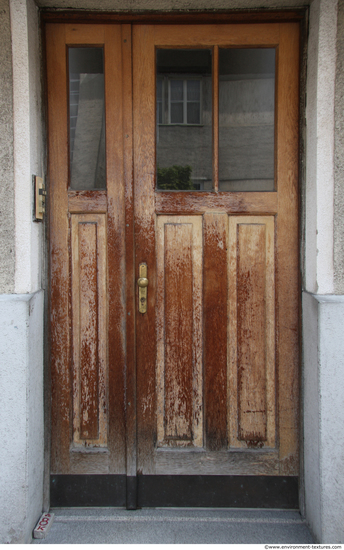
[0,0,15,293]
[0,292,44,544]
[305,0,337,294]
[334,0,344,293]
[11,0,44,293]
[35,0,310,9]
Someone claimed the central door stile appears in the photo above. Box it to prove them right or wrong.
[133,24,157,478]
[122,23,138,510]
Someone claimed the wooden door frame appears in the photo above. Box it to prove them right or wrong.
[42,11,307,509]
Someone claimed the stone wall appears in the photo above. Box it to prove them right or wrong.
[334,0,344,292]
[0,0,15,293]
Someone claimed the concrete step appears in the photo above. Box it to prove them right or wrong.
[33,508,314,544]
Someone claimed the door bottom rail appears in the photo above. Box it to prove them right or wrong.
[50,474,298,509]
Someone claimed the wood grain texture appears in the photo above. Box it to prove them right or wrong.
[133,25,157,474]
[68,190,107,214]
[122,24,137,480]
[47,20,300,484]
[70,451,110,474]
[228,216,275,450]
[155,449,279,475]
[213,46,219,192]
[71,214,107,447]
[46,23,71,473]
[78,222,99,440]
[48,23,127,475]
[155,191,278,215]
[153,24,280,46]
[134,22,300,477]
[276,23,300,475]
[65,23,105,43]
[164,224,193,441]
[204,213,228,450]
[156,216,203,449]
[237,223,267,442]
[104,24,126,474]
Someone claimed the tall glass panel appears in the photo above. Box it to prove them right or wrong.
[219,48,275,191]
[156,49,212,191]
[69,47,106,190]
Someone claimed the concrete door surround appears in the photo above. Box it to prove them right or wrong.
[0,0,343,543]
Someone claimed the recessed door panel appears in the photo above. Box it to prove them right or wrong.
[156,216,203,449]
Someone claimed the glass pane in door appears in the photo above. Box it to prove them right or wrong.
[69,47,106,190]
[156,49,212,191]
[219,48,275,191]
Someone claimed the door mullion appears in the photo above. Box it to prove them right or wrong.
[122,23,138,510]
[213,45,219,192]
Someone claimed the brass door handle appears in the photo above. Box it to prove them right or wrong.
[137,277,148,288]
[138,263,148,313]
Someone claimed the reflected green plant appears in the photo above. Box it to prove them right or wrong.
[157,165,195,190]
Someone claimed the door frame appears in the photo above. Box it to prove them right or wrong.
[42,9,307,510]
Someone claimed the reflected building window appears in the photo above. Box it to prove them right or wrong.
[158,78,202,125]
[156,49,212,191]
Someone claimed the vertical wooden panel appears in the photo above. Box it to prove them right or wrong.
[213,45,219,192]
[156,216,203,448]
[276,23,300,474]
[229,216,275,449]
[204,212,228,450]
[71,214,107,448]
[122,24,137,487]
[164,224,193,440]
[47,22,127,474]
[133,25,157,472]
[79,222,99,440]
[104,25,126,473]
[46,23,71,473]
[237,223,267,442]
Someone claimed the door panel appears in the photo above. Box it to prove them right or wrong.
[47,19,300,507]
[133,22,299,479]
[228,216,275,449]
[47,23,126,475]
[71,213,107,446]
[156,216,203,449]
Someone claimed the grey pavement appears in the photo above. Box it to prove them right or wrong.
[32,508,314,544]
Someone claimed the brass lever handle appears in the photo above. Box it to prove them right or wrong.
[138,263,148,313]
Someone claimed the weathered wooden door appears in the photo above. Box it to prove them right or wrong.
[47,20,300,508]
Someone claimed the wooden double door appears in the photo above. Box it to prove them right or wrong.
[46,20,300,508]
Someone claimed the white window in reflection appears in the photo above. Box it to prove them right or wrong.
[158,77,202,126]
[156,49,212,191]
[168,79,201,125]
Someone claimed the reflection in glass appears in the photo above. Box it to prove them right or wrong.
[219,48,275,191]
[69,47,106,190]
[156,49,212,191]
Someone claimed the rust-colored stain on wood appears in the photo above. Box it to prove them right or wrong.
[204,213,228,451]
[156,216,203,449]
[229,216,275,450]
[79,222,99,440]
[237,223,267,443]
[47,21,300,479]
[164,223,193,441]
[71,214,108,449]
